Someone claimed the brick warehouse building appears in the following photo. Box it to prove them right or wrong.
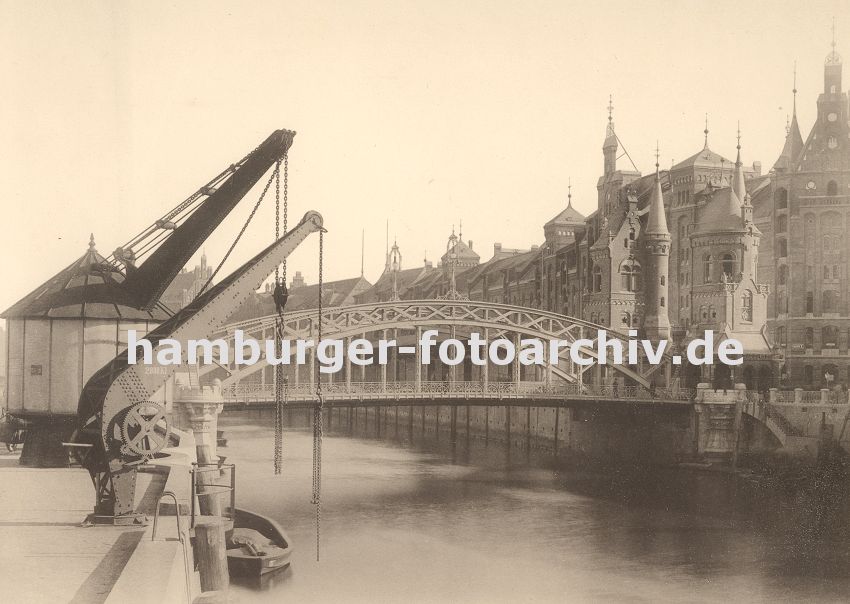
[350,42,849,392]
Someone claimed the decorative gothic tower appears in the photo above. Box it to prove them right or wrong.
[643,147,671,339]
[388,239,402,300]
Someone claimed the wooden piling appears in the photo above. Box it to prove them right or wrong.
[195,518,229,594]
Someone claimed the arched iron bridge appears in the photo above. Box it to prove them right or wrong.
[206,300,677,392]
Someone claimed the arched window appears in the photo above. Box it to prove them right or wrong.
[778,238,788,258]
[777,215,787,233]
[721,253,735,279]
[778,265,788,285]
[775,187,788,209]
[834,265,840,280]
[827,180,838,196]
[660,296,666,307]
[804,365,814,384]
[823,326,839,347]
[741,289,753,321]
[823,290,838,312]
[824,266,831,279]
[592,265,602,292]
[804,327,814,348]
[703,254,712,283]
[806,291,814,313]
[619,260,641,292]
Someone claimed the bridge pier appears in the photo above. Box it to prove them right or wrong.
[692,383,746,463]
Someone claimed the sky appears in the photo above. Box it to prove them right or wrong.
[0,0,847,312]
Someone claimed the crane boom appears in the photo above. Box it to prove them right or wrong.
[120,129,296,309]
[75,210,324,522]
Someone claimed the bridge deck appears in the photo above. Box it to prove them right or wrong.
[221,381,693,409]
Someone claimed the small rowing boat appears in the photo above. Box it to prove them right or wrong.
[226,508,293,578]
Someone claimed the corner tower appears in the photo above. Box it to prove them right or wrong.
[643,146,671,340]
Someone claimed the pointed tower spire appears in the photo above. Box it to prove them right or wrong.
[645,142,669,236]
[773,66,805,172]
[703,113,710,149]
[567,177,572,208]
[603,94,618,175]
[643,142,670,340]
[89,233,97,252]
[731,123,747,207]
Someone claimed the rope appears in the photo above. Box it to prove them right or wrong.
[196,165,279,297]
[312,230,325,561]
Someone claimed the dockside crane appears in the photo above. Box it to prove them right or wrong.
[72,130,324,524]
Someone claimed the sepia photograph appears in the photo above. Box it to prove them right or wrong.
[1,1,850,602]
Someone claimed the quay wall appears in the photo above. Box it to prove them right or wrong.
[241,402,697,465]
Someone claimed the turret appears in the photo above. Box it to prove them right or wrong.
[643,145,671,340]
[772,66,805,173]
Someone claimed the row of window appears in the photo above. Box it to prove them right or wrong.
[776,290,845,314]
[775,325,843,348]
[775,180,842,208]
[801,364,848,385]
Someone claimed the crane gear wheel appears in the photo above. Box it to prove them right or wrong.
[119,402,171,460]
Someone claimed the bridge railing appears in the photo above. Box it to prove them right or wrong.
[221,380,694,404]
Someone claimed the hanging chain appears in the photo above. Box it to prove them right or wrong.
[312,230,325,561]
[273,153,290,475]
[273,158,284,474]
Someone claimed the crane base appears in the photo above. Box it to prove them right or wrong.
[83,513,148,527]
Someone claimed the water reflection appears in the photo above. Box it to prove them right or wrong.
[220,413,850,603]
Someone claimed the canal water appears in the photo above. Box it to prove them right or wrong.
[220,411,850,603]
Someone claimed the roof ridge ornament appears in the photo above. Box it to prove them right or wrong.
[704,113,709,149]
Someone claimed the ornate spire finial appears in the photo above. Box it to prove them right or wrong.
[703,113,709,148]
[786,114,790,135]
[833,16,837,51]
[654,141,660,175]
[567,177,572,207]
[89,233,96,251]
[607,94,614,124]
[736,122,742,163]
[459,219,463,239]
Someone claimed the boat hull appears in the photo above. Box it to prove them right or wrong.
[226,507,293,580]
